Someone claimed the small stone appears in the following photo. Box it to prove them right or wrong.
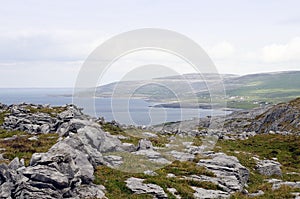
[28,136,39,141]
[192,187,230,199]
[166,173,176,178]
[143,170,158,176]
[137,139,153,151]
[249,190,264,197]
[142,132,158,138]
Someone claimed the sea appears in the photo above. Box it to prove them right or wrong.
[0,88,229,126]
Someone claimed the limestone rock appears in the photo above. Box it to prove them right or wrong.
[137,139,153,151]
[192,187,230,199]
[197,153,249,192]
[125,177,168,199]
[22,165,69,188]
[168,150,195,162]
[255,159,282,176]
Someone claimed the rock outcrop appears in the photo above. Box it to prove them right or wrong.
[2,103,87,134]
[125,177,168,199]
[0,103,132,198]
[254,158,282,176]
[3,100,297,198]
[197,152,249,193]
[249,98,300,134]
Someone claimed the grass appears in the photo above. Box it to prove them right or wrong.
[101,123,142,145]
[26,105,67,117]
[104,151,168,173]
[0,129,58,165]
[101,122,125,135]
[215,134,300,198]
[94,160,219,199]
[217,134,300,171]
[227,100,260,109]
[0,111,8,125]
[102,122,171,147]
[0,105,62,165]
[231,185,297,199]
[0,128,27,139]
[162,160,215,177]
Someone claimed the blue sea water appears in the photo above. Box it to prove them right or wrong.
[0,88,228,126]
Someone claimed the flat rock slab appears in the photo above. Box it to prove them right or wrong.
[125,177,168,199]
[192,187,230,199]
[197,152,249,192]
[255,159,282,176]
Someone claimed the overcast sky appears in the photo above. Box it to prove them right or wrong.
[1,0,300,87]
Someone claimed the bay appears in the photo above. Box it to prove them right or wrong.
[0,88,228,126]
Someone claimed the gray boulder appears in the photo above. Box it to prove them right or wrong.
[66,184,107,199]
[125,177,168,199]
[198,153,249,192]
[192,187,230,199]
[168,150,195,162]
[22,165,69,188]
[255,159,282,176]
[137,139,153,151]
[0,182,14,199]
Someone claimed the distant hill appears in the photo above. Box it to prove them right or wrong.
[225,71,300,99]
[95,71,300,109]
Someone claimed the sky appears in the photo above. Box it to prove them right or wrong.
[1,0,300,87]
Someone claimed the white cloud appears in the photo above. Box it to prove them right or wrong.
[208,41,235,59]
[0,61,81,88]
[262,37,300,63]
[0,29,106,61]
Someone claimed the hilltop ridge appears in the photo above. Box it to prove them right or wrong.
[0,99,299,198]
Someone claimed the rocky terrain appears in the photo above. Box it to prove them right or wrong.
[0,99,299,198]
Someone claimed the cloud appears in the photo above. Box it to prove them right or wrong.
[0,29,106,62]
[262,37,300,63]
[0,61,82,88]
[208,41,235,60]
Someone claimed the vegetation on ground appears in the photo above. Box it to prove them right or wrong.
[94,160,219,199]
[0,129,58,166]
[216,134,300,198]
[25,105,67,117]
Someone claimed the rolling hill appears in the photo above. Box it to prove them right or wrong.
[95,71,300,109]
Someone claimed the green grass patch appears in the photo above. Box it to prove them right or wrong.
[94,160,219,199]
[26,105,67,117]
[0,128,27,139]
[227,100,260,109]
[231,185,297,199]
[0,130,58,165]
[0,111,8,125]
[216,134,300,171]
[215,134,300,197]
[162,160,215,177]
